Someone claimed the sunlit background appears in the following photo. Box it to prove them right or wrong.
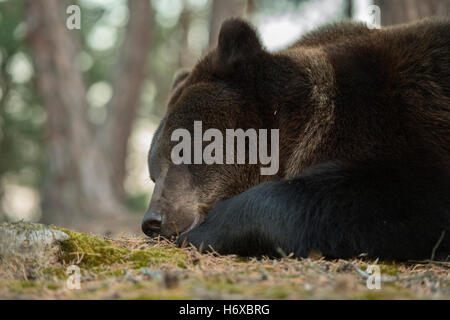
[0,0,447,234]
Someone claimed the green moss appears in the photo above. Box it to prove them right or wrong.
[47,284,61,291]
[378,262,401,276]
[103,270,125,277]
[8,280,41,293]
[54,227,127,267]
[53,227,187,269]
[16,280,36,289]
[129,248,187,269]
[40,267,68,279]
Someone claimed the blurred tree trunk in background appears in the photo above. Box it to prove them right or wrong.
[178,9,193,68]
[209,0,246,48]
[26,0,152,229]
[100,0,152,201]
[374,0,450,25]
[244,0,255,19]
[345,0,353,19]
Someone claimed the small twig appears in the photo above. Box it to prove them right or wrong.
[276,247,288,259]
[179,237,188,249]
[408,259,450,266]
[408,231,448,266]
[172,222,179,237]
[430,230,445,262]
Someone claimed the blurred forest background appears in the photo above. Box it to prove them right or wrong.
[0,0,449,235]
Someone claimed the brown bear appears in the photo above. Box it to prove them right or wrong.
[142,18,450,260]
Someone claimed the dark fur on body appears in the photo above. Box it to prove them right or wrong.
[146,18,450,260]
[179,161,450,260]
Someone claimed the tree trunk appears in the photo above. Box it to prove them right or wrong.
[100,0,152,201]
[345,0,353,19]
[244,0,255,19]
[373,0,450,26]
[26,0,151,231]
[209,0,246,48]
[178,9,193,68]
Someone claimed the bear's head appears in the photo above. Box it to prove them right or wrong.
[141,18,308,238]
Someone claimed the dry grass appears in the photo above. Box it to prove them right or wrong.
[0,230,449,300]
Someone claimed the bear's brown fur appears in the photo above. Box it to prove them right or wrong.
[143,18,450,260]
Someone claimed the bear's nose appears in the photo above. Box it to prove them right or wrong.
[142,210,162,237]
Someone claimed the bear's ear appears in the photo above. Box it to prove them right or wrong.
[214,18,263,72]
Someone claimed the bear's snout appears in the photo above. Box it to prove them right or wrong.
[141,210,162,237]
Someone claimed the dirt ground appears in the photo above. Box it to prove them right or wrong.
[0,226,449,300]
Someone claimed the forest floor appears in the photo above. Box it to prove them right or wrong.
[0,224,449,300]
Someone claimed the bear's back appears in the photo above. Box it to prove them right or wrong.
[279,18,450,176]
